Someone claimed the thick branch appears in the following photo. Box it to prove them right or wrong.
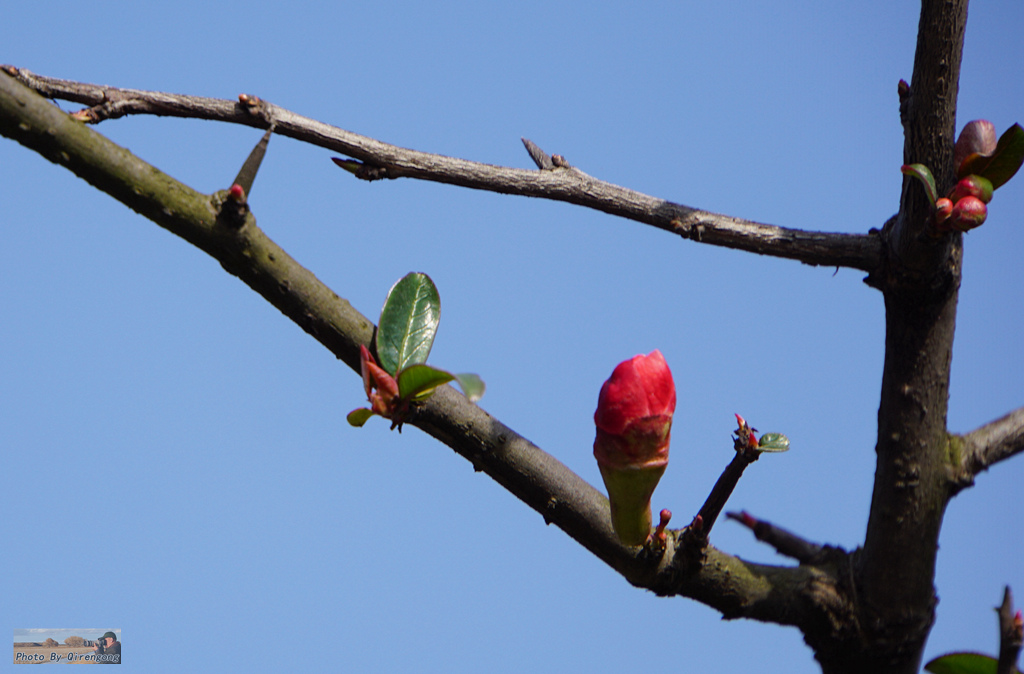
[951,407,1024,490]
[0,68,851,637]
[857,2,970,673]
[2,66,882,271]
[886,0,969,274]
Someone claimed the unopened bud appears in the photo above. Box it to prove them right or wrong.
[594,351,676,546]
[949,175,993,204]
[951,196,987,231]
[933,198,954,231]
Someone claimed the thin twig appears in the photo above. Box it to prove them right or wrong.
[1,66,883,271]
[695,446,760,537]
[726,511,829,564]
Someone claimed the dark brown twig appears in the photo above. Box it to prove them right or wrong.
[726,511,828,564]
[694,445,760,537]
[997,586,1023,674]
[521,137,554,170]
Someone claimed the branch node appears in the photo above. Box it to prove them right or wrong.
[214,186,250,229]
[671,217,704,241]
[551,153,571,168]
[543,496,558,525]
[237,93,279,130]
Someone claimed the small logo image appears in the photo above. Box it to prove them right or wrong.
[13,629,121,664]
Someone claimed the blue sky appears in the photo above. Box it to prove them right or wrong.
[2,2,1022,672]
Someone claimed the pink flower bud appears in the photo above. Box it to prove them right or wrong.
[954,120,997,177]
[949,174,993,204]
[950,196,987,231]
[594,350,676,546]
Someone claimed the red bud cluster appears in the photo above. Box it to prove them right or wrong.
[930,121,1001,232]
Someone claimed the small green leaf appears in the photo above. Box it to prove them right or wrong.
[902,163,938,204]
[332,157,362,175]
[347,408,375,427]
[377,272,441,376]
[757,432,790,452]
[959,123,1024,189]
[924,652,1000,674]
[397,363,455,401]
[453,373,486,402]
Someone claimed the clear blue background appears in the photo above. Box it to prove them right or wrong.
[2,2,1022,672]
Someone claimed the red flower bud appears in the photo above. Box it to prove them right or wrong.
[950,196,988,231]
[949,175,993,204]
[933,197,954,231]
[594,350,676,546]
[954,120,997,177]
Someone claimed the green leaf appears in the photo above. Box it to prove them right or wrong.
[453,373,486,402]
[376,272,441,376]
[397,363,455,401]
[901,163,938,204]
[757,432,790,452]
[332,157,362,175]
[347,408,375,427]
[959,123,1024,189]
[924,652,1000,674]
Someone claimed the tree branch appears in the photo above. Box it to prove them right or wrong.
[1,67,854,638]
[951,407,1024,491]
[727,510,830,565]
[1,65,882,272]
[855,2,970,673]
[881,0,969,277]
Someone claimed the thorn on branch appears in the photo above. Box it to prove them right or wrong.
[521,137,555,170]
[997,586,1023,674]
[232,124,275,196]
